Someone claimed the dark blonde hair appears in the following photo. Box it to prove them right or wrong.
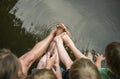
[105,41,120,77]
[0,48,24,79]
[29,68,57,79]
[69,58,100,79]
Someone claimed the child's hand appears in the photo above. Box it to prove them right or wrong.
[96,53,105,62]
[95,53,105,68]
[52,64,62,79]
[46,52,56,69]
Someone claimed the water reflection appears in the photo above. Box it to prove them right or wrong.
[0,0,39,57]
[10,0,120,53]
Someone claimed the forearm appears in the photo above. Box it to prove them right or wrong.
[56,43,73,69]
[29,33,53,60]
[62,34,87,59]
[19,33,54,75]
[69,44,87,59]
[56,65,62,79]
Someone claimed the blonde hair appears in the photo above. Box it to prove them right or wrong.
[29,69,56,79]
[69,58,101,79]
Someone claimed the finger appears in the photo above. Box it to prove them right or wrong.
[54,47,60,64]
[47,52,50,59]
[60,23,66,31]
[103,57,106,60]
[101,54,104,57]
[66,31,71,37]
[51,53,57,61]
[52,67,56,74]
[60,24,71,36]
[97,53,100,56]
[95,55,98,58]
[52,51,57,57]
[56,24,63,28]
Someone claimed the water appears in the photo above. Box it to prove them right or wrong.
[10,0,120,53]
[0,0,38,57]
[0,0,120,67]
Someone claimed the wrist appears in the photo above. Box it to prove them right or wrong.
[56,42,63,47]
[96,59,102,62]
[69,43,75,48]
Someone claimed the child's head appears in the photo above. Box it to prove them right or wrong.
[69,58,100,79]
[29,69,57,79]
[105,41,120,76]
[0,48,24,79]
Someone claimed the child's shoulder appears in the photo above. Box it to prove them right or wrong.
[98,68,109,75]
[98,68,120,79]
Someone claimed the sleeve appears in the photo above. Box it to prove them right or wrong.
[98,68,111,79]
[62,69,70,79]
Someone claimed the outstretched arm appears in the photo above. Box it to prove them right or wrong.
[62,34,87,59]
[19,29,56,76]
[36,23,69,70]
[54,33,73,69]
[52,46,62,79]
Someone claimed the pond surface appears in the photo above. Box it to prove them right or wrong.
[0,0,120,67]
